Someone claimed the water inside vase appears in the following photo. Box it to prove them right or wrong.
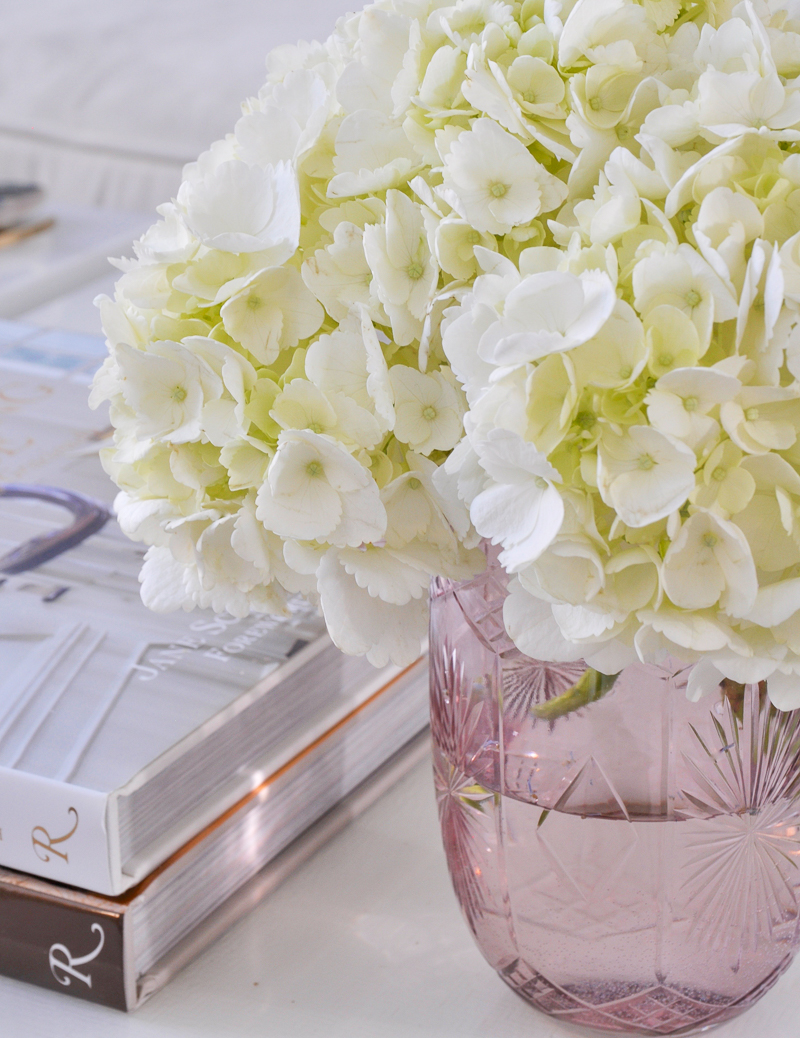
[436,739,798,1034]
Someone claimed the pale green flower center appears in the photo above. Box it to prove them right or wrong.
[703,532,718,548]
[457,15,485,35]
[658,352,674,368]
[745,407,760,421]
[306,461,323,478]
[408,477,422,490]
[638,454,655,471]
[616,125,631,141]
[308,421,324,434]
[468,230,482,244]
[523,90,536,103]
[422,405,437,421]
[171,385,187,402]
[247,296,262,310]
[685,289,702,307]
[619,365,632,380]
[407,261,424,280]
[576,410,596,429]
[683,396,698,412]
[711,466,727,482]
[534,476,549,489]
[589,96,602,111]
[490,182,509,198]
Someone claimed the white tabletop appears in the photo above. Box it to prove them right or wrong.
[1,753,798,1038]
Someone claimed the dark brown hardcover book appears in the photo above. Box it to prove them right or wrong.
[0,877,127,1008]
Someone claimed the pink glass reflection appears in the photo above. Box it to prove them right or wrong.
[430,554,800,1036]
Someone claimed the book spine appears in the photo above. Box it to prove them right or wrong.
[0,767,115,893]
[0,875,129,1009]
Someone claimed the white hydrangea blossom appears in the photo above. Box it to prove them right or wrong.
[92,0,800,704]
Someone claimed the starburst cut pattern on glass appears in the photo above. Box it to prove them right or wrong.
[431,639,496,928]
[502,655,588,719]
[678,691,800,954]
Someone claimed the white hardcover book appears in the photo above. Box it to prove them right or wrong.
[0,326,427,895]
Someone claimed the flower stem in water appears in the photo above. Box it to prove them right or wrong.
[721,677,770,724]
[531,667,620,721]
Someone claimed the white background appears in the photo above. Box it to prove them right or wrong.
[0,0,359,210]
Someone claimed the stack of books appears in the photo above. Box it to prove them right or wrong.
[0,320,430,1009]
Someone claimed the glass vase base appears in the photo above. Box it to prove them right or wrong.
[498,954,793,1036]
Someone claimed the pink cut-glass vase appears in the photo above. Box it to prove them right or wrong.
[430,550,800,1036]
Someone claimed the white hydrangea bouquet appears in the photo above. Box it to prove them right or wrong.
[93,0,800,707]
